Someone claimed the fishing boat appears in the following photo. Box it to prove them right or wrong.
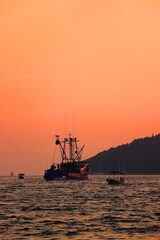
[10,171,14,177]
[44,134,90,180]
[18,173,25,179]
[106,171,125,185]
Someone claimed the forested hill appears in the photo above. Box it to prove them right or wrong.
[86,134,160,175]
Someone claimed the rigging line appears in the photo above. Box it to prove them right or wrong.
[51,146,57,164]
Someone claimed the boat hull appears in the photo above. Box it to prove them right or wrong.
[18,173,25,179]
[44,171,89,180]
[106,178,123,185]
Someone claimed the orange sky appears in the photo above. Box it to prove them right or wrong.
[0,0,160,175]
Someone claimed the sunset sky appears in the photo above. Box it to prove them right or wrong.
[0,0,160,175]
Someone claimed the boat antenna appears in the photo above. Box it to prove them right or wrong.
[64,114,67,138]
[72,114,74,138]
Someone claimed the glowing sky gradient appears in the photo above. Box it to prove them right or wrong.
[0,0,160,175]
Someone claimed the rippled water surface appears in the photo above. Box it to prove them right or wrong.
[0,175,160,240]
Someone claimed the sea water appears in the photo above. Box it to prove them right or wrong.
[0,175,160,240]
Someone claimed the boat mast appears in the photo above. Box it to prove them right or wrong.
[55,134,84,163]
[74,138,84,161]
[76,145,84,161]
[69,133,74,162]
[55,135,68,162]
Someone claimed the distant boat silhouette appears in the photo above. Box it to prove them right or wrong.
[106,171,125,185]
[10,171,14,177]
[18,173,25,179]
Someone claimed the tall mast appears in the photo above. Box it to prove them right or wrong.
[69,133,73,161]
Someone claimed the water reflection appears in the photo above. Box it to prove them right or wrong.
[0,175,160,239]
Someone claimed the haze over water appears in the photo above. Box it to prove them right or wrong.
[0,175,160,240]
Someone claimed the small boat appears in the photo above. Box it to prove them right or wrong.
[106,171,125,185]
[44,134,90,180]
[10,171,14,177]
[18,173,25,179]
